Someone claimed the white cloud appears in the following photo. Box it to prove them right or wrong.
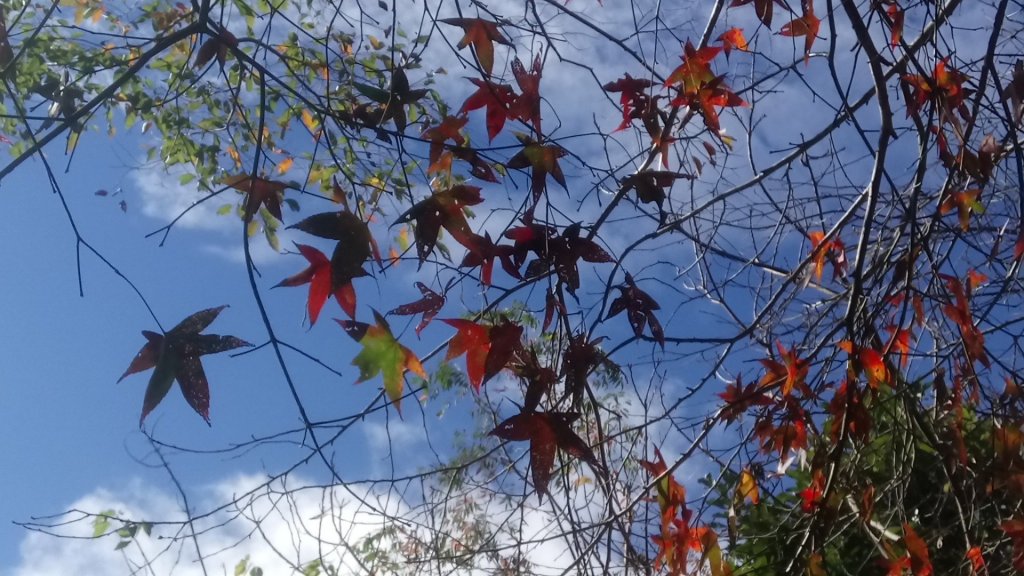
[133,164,231,232]
[6,471,619,576]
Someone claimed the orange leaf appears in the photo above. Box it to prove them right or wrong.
[966,546,985,574]
[439,18,513,76]
[717,28,749,57]
[779,5,821,65]
[903,524,933,576]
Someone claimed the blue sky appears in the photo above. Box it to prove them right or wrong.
[0,0,1010,574]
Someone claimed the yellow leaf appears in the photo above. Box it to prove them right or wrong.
[277,157,294,175]
[227,146,241,168]
[368,35,384,50]
[301,109,320,133]
[737,468,760,505]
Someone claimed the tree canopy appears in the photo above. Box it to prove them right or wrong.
[5,0,1024,574]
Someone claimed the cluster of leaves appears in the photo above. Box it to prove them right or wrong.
[7,0,1024,574]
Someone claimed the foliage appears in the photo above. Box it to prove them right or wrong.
[6,0,1024,574]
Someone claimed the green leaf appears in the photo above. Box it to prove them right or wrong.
[114,540,130,551]
[217,204,234,215]
[92,512,113,537]
[337,311,427,414]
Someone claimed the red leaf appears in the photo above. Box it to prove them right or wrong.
[388,282,445,336]
[460,78,515,141]
[274,243,338,324]
[489,411,597,500]
[442,318,523,391]
[903,524,933,576]
[509,54,543,134]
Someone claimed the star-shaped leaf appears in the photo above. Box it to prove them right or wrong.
[388,282,446,336]
[507,135,567,211]
[288,210,377,298]
[394,184,483,264]
[223,174,287,222]
[608,273,664,347]
[442,318,523,391]
[460,78,516,141]
[274,243,356,323]
[779,4,821,65]
[119,306,251,426]
[440,18,513,76]
[489,411,599,501]
[338,310,426,415]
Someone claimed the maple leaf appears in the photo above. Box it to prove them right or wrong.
[827,380,872,443]
[759,341,809,396]
[718,374,772,422]
[508,54,543,135]
[507,135,567,211]
[717,28,749,57]
[459,232,520,286]
[394,184,483,264]
[901,59,970,126]
[939,274,989,368]
[939,188,983,231]
[838,341,888,389]
[620,171,693,223]
[362,67,428,133]
[223,174,287,223]
[460,78,516,141]
[489,411,598,501]
[511,347,558,412]
[520,223,614,295]
[561,332,611,408]
[439,18,513,76]
[119,306,251,426]
[1002,59,1024,125]
[965,546,985,574]
[779,3,821,65]
[442,318,523,391]
[608,273,664,347]
[289,210,377,297]
[602,73,656,131]
[884,325,913,368]
[666,41,721,94]
[807,230,848,281]
[800,468,826,513]
[274,243,356,323]
[388,282,445,336]
[338,310,426,415]
[421,115,467,176]
[902,524,933,576]
[885,1,904,46]
[672,75,747,134]
[730,0,791,28]
[640,448,688,527]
